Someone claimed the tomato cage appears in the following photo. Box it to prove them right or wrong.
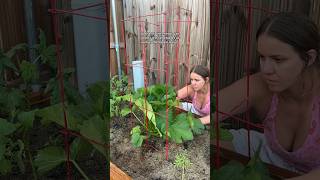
[212,0,309,179]
[120,2,209,161]
[48,1,109,180]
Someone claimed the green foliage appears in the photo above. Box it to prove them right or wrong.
[34,146,66,175]
[44,68,82,105]
[0,118,16,136]
[134,84,178,112]
[34,146,90,180]
[156,109,204,144]
[33,81,108,177]
[0,43,27,85]
[86,81,108,117]
[110,74,130,117]
[19,60,39,84]
[78,115,107,157]
[0,86,27,120]
[0,118,25,175]
[36,103,79,130]
[130,126,146,148]
[212,123,233,141]
[119,84,204,147]
[174,152,192,180]
[212,142,272,180]
[34,29,57,70]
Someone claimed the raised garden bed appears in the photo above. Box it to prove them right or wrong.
[110,107,210,180]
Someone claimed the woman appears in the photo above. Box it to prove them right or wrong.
[216,13,320,179]
[176,65,210,124]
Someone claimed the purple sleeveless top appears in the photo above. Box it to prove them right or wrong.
[192,90,210,116]
[264,94,320,172]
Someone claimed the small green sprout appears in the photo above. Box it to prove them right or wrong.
[174,152,192,180]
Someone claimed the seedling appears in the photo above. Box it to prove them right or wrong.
[174,152,192,180]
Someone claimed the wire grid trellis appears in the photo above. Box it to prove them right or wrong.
[211,0,299,171]
[121,0,210,88]
[121,5,201,160]
[48,1,109,179]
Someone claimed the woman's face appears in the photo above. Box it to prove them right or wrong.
[190,72,207,91]
[257,34,305,92]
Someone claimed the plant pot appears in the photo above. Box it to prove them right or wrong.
[110,162,132,180]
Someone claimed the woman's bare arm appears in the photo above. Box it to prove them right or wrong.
[212,73,267,123]
[176,84,194,100]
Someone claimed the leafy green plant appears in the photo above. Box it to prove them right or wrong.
[0,43,27,85]
[0,115,37,177]
[110,74,131,118]
[123,84,205,147]
[44,68,82,105]
[34,146,90,180]
[33,28,57,71]
[156,109,204,143]
[174,152,192,180]
[133,84,178,112]
[19,60,39,93]
[34,81,108,178]
[212,142,272,180]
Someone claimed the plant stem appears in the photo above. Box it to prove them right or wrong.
[71,160,91,180]
[24,131,38,180]
[182,167,185,180]
[132,111,147,129]
[29,149,37,180]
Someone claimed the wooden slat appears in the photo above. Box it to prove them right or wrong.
[110,162,132,180]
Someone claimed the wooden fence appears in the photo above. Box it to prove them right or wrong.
[119,0,210,88]
[211,0,320,89]
[0,0,77,85]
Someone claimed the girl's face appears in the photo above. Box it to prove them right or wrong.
[257,34,305,92]
[190,72,207,91]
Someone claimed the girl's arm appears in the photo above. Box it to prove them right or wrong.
[211,73,268,123]
[200,115,210,124]
[176,84,194,100]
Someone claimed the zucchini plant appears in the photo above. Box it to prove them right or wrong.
[34,81,108,179]
[119,84,205,147]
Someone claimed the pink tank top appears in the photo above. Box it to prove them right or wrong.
[192,90,210,116]
[264,94,320,172]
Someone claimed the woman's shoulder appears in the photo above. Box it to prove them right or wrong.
[251,73,273,98]
[251,73,274,118]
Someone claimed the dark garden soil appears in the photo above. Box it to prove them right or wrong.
[110,115,210,180]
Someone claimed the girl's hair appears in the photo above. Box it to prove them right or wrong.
[256,13,320,66]
[190,65,210,81]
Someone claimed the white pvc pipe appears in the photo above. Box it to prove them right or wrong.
[111,0,122,79]
[132,60,145,91]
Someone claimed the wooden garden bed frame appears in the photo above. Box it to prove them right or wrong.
[110,162,132,180]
